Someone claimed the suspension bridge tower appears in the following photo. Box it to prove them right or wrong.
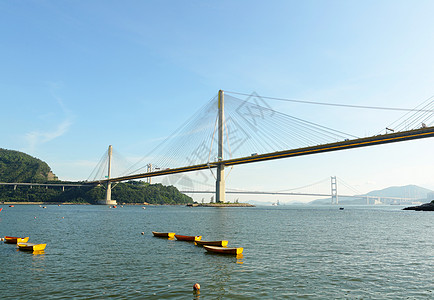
[331,176,338,205]
[97,145,117,205]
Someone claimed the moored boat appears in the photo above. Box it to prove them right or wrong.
[175,234,202,241]
[4,236,29,244]
[203,245,243,255]
[17,242,46,251]
[195,240,228,247]
[152,231,175,238]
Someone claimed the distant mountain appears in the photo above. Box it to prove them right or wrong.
[365,185,432,199]
[308,184,433,205]
[0,148,58,183]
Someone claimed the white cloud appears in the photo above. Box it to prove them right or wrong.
[24,118,73,152]
[22,82,75,152]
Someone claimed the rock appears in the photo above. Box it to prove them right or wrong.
[403,200,434,211]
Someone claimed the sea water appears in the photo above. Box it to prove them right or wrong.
[0,204,433,299]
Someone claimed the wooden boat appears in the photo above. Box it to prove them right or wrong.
[203,245,243,255]
[195,240,228,247]
[4,236,29,244]
[175,234,202,241]
[152,231,175,238]
[17,242,46,251]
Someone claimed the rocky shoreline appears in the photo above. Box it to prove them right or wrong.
[403,200,434,211]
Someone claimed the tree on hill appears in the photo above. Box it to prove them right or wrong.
[0,148,192,204]
[0,148,58,183]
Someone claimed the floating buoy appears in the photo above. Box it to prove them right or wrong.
[141,232,144,235]
[193,283,200,291]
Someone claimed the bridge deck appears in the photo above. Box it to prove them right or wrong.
[93,126,434,184]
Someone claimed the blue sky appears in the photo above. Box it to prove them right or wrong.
[1,1,434,202]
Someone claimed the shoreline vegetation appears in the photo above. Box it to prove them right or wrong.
[0,182,193,205]
[1,202,255,207]
[0,148,193,205]
[0,148,255,206]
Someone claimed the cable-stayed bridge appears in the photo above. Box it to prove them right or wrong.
[87,90,434,205]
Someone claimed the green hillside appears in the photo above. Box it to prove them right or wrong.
[0,148,58,183]
[0,148,192,204]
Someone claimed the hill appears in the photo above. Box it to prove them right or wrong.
[0,148,192,204]
[309,184,433,205]
[0,148,58,182]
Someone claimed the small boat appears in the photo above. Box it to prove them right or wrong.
[175,234,202,242]
[203,245,243,255]
[195,240,228,247]
[4,236,29,244]
[17,242,46,251]
[9,205,14,207]
[152,231,175,238]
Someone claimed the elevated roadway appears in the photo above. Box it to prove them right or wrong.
[93,126,434,184]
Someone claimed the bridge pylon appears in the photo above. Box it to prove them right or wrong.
[331,176,338,205]
[98,145,117,205]
[216,90,225,203]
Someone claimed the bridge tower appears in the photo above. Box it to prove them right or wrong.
[216,89,226,203]
[147,163,152,184]
[331,176,338,205]
[98,145,117,205]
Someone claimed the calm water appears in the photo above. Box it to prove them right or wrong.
[0,204,433,299]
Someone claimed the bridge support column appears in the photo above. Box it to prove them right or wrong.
[98,145,117,205]
[216,164,225,203]
[215,90,226,203]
